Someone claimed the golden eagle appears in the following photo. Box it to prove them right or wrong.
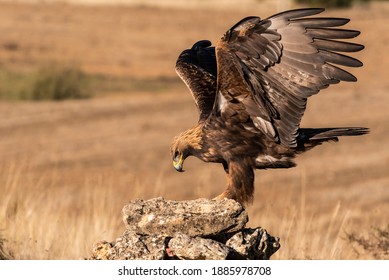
[171,8,368,205]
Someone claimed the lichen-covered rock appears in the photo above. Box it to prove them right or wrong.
[90,197,280,260]
[91,231,167,260]
[122,197,248,237]
[226,228,280,260]
[91,241,114,260]
[168,233,232,260]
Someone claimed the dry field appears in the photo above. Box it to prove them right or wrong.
[0,1,388,259]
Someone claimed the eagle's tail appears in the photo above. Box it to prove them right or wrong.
[296,127,369,152]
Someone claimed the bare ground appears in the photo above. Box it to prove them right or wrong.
[0,1,388,259]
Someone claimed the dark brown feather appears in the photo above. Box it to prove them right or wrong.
[175,40,217,121]
[172,8,368,205]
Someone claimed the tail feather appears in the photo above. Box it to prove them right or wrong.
[296,127,369,151]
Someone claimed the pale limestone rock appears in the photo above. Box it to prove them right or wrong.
[122,197,248,237]
[91,231,166,260]
[168,233,232,260]
[90,197,280,260]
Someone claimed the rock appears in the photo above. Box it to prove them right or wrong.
[225,228,280,260]
[122,197,248,237]
[90,197,280,260]
[168,233,232,260]
[91,241,113,260]
[91,231,167,260]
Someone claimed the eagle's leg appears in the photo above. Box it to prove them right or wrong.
[214,159,254,205]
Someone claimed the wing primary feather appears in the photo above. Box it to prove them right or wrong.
[318,50,363,67]
[323,63,358,82]
[306,28,361,39]
[269,8,325,20]
[292,18,350,28]
[313,39,364,52]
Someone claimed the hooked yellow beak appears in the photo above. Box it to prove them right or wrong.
[173,154,184,172]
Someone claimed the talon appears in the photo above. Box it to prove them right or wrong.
[213,191,231,201]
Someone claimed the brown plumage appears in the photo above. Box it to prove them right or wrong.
[171,8,369,205]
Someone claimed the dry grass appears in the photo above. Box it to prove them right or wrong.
[0,236,12,260]
[346,224,389,259]
[0,1,388,259]
[0,163,122,259]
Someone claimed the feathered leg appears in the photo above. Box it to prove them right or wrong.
[214,159,254,205]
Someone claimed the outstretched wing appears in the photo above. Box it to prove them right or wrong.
[215,8,364,147]
[175,40,217,122]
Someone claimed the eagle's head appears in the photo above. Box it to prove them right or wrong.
[170,125,202,172]
[170,136,189,172]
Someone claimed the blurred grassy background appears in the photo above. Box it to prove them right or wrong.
[0,0,388,259]
[0,66,181,100]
